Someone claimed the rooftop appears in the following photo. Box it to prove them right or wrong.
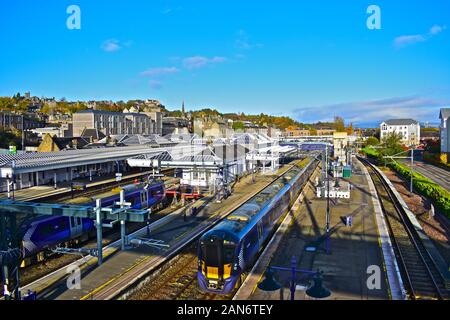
[382,119,419,126]
[440,108,450,120]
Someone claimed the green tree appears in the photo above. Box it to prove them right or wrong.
[232,121,245,131]
[365,136,379,147]
[334,116,345,132]
[381,132,404,157]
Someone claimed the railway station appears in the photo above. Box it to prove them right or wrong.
[1,133,449,302]
[235,158,393,300]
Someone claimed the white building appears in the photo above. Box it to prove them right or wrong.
[439,108,450,161]
[333,132,349,166]
[380,119,420,146]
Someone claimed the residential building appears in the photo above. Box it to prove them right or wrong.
[439,108,450,163]
[380,119,420,146]
[31,124,73,138]
[243,123,269,136]
[162,117,190,136]
[142,109,163,135]
[73,110,125,136]
[72,109,155,137]
[37,134,89,152]
[123,110,154,135]
[0,112,45,131]
[193,117,233,138]
[316,128,336,136]
[283,127,311,137]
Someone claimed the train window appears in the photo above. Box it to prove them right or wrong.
[70,217,75,227]
[140,192,145,204]
[201,243,221,267]
[223,243,236,264]
[38,219,69,237]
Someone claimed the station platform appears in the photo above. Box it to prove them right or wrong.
[0,170,157,201]
[238,160,390,300]
[25,164,294,300]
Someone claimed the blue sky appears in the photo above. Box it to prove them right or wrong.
[1,0,449,126]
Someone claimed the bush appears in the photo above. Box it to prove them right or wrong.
[387,161,450,218]
[361,148,450,218]
[423,151,450,170]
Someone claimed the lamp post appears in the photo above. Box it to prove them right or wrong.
[258,256,331,300]
[325,145,331,254]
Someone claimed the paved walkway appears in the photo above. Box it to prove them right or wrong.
[246,160,389,300]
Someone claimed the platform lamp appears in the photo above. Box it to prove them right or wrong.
[306,272,331,299]
[257,268,281,292]
[258,257,331,300]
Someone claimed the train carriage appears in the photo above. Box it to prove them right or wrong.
[198,159,318,294]
[20,181,165,264]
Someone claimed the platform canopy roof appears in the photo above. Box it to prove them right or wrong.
[0,200,150,222]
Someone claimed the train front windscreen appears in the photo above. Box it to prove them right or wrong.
[199,235,236,290]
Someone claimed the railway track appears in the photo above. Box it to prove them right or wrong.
[127,244,234,300]
[39,168,175,203]
[9,159,310,300]
[360,158,448,300]
[0,172,179,292]
[127,159,317,301]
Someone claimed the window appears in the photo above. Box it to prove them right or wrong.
[223,243,236,264]
[38,218,69,238]
[202,243,221,267]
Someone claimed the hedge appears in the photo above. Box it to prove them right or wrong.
[361,147,450,218]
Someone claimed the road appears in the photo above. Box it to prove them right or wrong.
[400,159,450,191]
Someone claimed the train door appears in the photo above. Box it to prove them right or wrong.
[257,221,264,245]
[69,217,83,238]
[140,190,149,209]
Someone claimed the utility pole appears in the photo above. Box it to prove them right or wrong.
[21,115,25,152]
[325,145,330,254]
[410,146,414,195]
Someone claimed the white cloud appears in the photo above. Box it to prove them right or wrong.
[235,29,263,50]
[429,24,446,35]
[394,24,446,48]
[149,80,163,90]
[182,56,227,70]
[140,67,180,77]
[292,96,449,125]
[101,39,122,52]
[394,35,426,48]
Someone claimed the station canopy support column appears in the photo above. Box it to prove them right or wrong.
[0,211,21,300]
[0,197,150,299]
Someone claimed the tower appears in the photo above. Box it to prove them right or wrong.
[182,99,185,116]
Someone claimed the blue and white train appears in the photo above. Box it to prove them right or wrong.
[197,160,317,294]
[20,181,165,263]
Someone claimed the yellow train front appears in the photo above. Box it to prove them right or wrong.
[197,160,317,294]
[198,229,242,293]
